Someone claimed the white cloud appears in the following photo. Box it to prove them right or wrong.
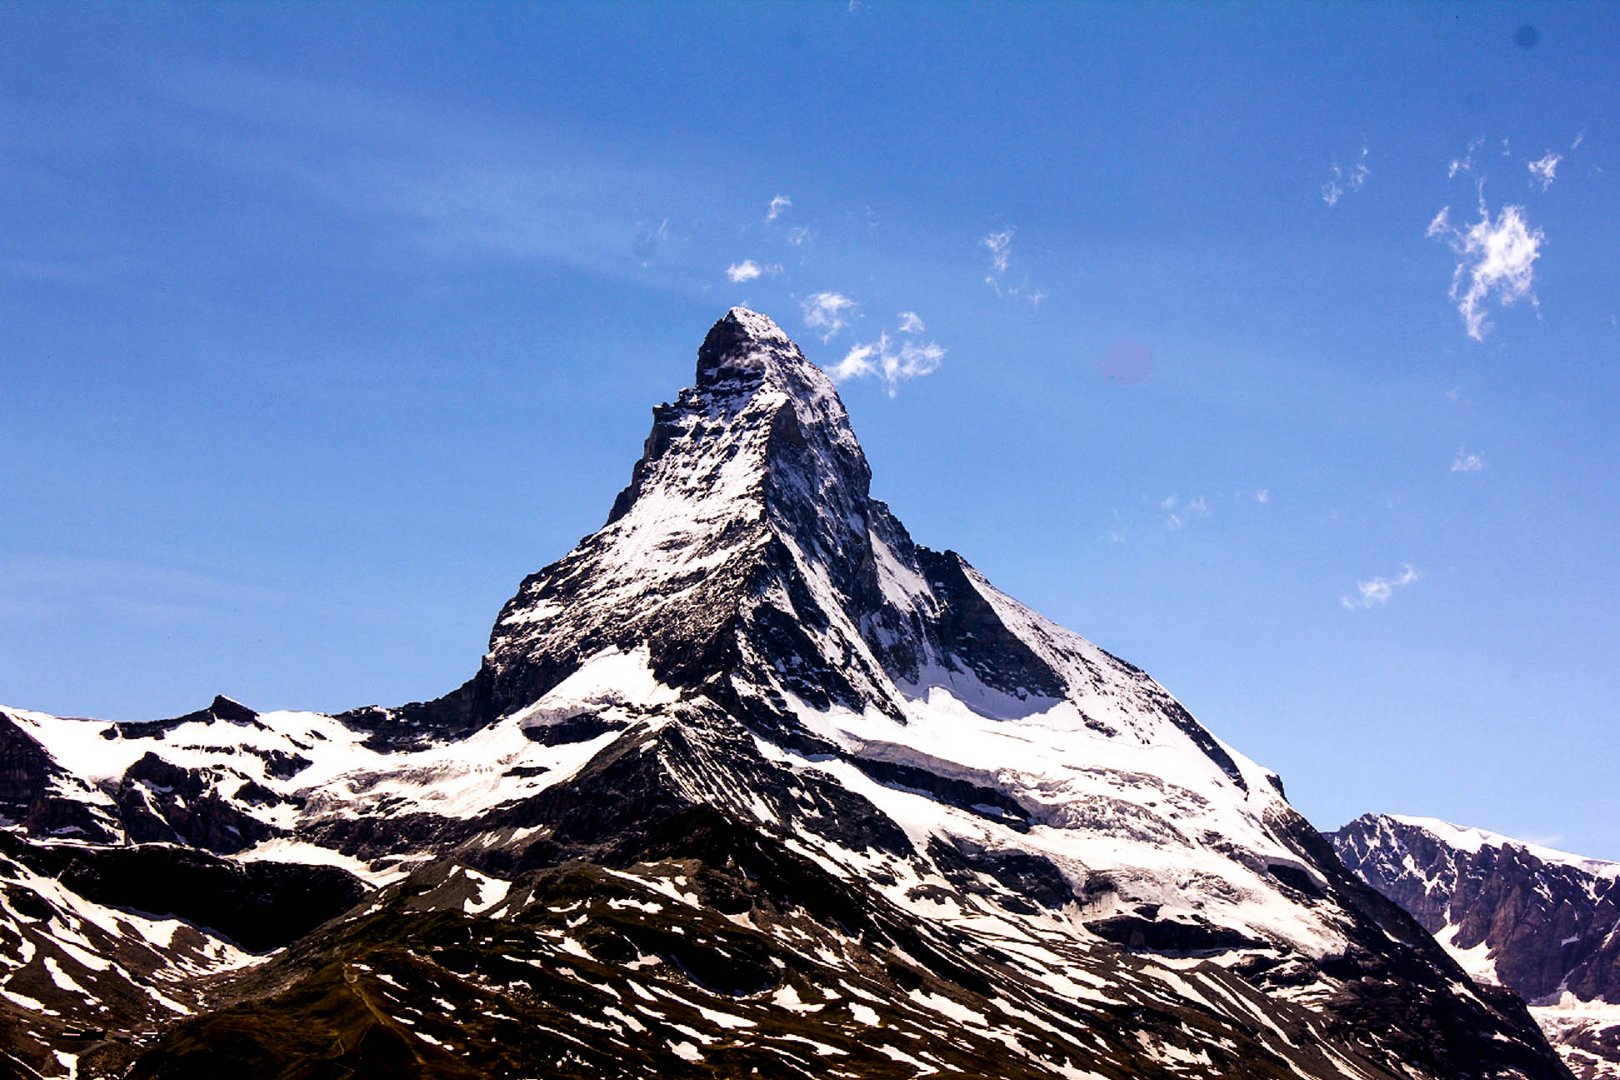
[726,259,781,283]
[1255,489,1270,504]
[1528,152,1561,191]
[766,194,792,223]
[897,310,925,333]
[787,226,811,247]
[1322,146,1370,206]
[828,341,877,382]
[827,331,945,397]
[800,291,857,342]
[1341,564,1421,610]
[1451,449,1486,473]
[1571,129,1586,151]
[1427,197,1543,340]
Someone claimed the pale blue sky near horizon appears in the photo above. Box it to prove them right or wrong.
[3,4,1618,857]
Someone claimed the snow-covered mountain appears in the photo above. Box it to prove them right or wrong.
[0,309,1572,1078]
[1334,814,1620,1080]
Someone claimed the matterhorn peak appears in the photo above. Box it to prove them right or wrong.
[694,306,805,387]
[692,306,847,423]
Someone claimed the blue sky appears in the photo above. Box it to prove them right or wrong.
[3,3,1618,856]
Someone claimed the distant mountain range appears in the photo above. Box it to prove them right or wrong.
[0,309,1576,1078]
[1334,814,1620,1080]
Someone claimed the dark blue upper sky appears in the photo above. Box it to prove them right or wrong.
[3,3,1617,857]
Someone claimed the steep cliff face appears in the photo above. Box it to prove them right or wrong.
[0,310,1572,1079]
[1334,813,1620,1079]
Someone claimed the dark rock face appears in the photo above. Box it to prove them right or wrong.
[916,548,1067,700]
[115,752,276,854]
[0,710,119,842]
[0,831,367,953]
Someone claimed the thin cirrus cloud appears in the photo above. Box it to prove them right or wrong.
[800,291,858,342]
[981,226,1046,306]
[1451,449,1486,473]
[1322,146,1370,207]
[1426,198,1542,341]
[142,64,759,294]
[766,194,791,223]
[827,311,945,397]
[1341,565,1421,610]
[984,228,1013,276]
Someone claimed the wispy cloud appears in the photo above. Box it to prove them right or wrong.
[1450,449,1486,473]
[1322,146,1371,207]
[1255,489,1270,505]
[632,218,668,265]
[897,310,924,333]
[981,226,1046,305]
[1448,136,1484,180]
[828,331,945,397]
[984,228,1013,276]
[1341,564,1421,610]
[800,291,857,342]
[1426,194,1543,340]
[787,226,811,247]
[766,194,792,223]
[1160,494,1211,531]
[1527,152,1561,191]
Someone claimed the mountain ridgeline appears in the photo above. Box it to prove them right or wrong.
[0,309,1575,1079]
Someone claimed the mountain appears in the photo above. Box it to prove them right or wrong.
[0,308,1573,1079]
[1333,814,1620,1080]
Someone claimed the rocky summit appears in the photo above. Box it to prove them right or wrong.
[0,309,1576,1078]
[1334,814,1620,1080]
